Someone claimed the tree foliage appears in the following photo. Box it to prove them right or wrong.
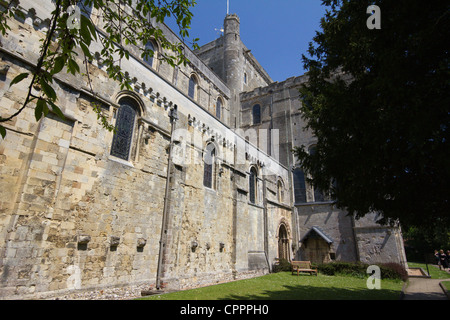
[0,0,198,137]
[294,0,449,229]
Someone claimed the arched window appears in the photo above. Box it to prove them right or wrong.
[203,143,216,189]
[188,75,198,100]
[277,179,284,203]
[110,97,139,161]
[143,41,156,68]
[293,168,306,203]
[308,146,324,202]
[249,166,258,204]
[252,104,261,125]
[216,97,222,119]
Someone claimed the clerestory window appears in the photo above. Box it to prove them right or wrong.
[293,168,307,204]
[143,41,156,69]
[252,104,261,125]
[188,75,198,100]
[216,97,222,119]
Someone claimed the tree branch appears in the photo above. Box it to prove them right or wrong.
[0,0,62,123]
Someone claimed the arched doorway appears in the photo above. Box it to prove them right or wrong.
[278,224,289,261]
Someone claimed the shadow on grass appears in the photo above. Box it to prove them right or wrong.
[218,284,401,300]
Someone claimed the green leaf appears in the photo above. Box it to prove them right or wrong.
[52,56,65,75]
[80,15,92,46]
[35,99,46,121]
[9,72,29,87]
[0,125,6,139]
[47,100,66,120]
[81,14,97,41]
[40,79,57,101]
[67,59,80,75]
[80,42,92,58]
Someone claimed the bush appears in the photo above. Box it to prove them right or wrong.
[272,259,292,273]
[380,263,408,282]
[316,261,407,281]
[317,262,369,278]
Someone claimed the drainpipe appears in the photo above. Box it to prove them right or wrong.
[156,105,178,290]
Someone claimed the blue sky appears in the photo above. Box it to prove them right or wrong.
[168,0,327,82]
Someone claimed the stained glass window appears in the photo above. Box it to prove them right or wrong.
[249,167,257,203]
[293,168,307,203]
[203,144,216,189]
[110,99,137,161]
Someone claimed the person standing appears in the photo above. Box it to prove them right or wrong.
[447,250,450,271]
[439,250,448,271]
[435,250,441,269]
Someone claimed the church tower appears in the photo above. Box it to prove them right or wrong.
[223,14,242,128]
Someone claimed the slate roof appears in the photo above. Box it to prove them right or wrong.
[300,226,334,244]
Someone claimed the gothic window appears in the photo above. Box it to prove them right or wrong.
[249,166,258,204]
[216,97,222,119]
[203,143,216,189]
[188,75,198,100]
[110,98,138,161]
[252,104,261,125]
[308,146,325,202]
[293,168,307,203]
[144,41,156,68]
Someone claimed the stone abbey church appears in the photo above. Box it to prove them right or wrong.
[0,1,407,299]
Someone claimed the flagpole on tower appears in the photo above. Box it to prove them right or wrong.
[227,0,229,15]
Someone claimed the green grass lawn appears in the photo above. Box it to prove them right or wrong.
[407,262,450,279]
[407,262,450,298]
[442,281,450,289]
[137,272,404,300]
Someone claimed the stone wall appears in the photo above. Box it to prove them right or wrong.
[240,75,310,168]
[0,1,294,298]
[195,14,273,129]
[353,213,407,266]
[241,76,408,267]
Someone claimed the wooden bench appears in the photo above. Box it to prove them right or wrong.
[291,261,318,276]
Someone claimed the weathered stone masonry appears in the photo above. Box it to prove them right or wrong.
[0,1,293,299]
[0,1,406,300]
